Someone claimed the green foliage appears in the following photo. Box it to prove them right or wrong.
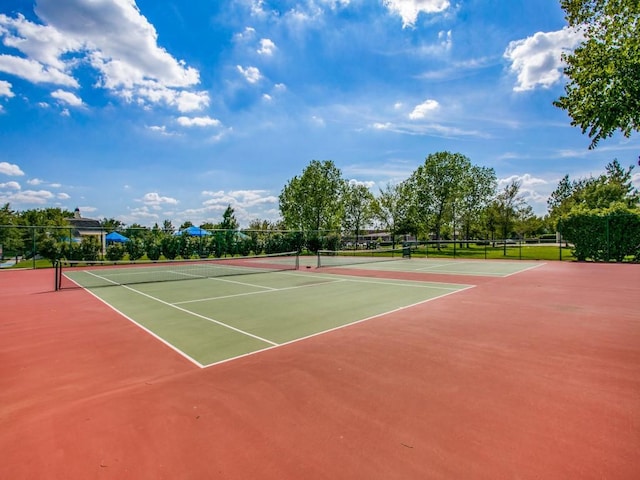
[404,152,495,242]
[62,242,82,261]
[80,236,101,262]
[219,205,239,230]
[343,183,375,239]
[126,238,145,261]
[555,0,640,148]
[212,231,227,258]
[549,160,639,228]
[236,238,252,256]
[178,235,198,259]
[561,210,640,261]
[372,183,413,243]
[38,236,62,265]
[145,240,162,261]
[105,243,126,261]
[161,234,181,260]
[279,160,346,232]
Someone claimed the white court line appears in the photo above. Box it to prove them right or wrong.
[83,270,280,347]
[413,261,477,272]
[173,278,347,305]
[288,271,472,290]
[69,282,205,368]
[503,262,546,277]
[168,269,278,291]
[75,269,476,369]
[201,283,476,369]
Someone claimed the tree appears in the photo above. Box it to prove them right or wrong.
[219,205,239,230]
[554,0,640,148]
[372,182,413,247]
[547,174,576,221]
[162,219,175,234]
[404,152,472,245]
[457,165,497,243]
[279,160,346,234]
[102,218,124,231]
[0,203,23,259]
[492,180,528,254]
[342,182,375,248]
[549,160,639,221]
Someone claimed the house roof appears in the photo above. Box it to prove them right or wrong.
[67,208,102,235]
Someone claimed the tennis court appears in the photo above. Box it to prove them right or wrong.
[2,257,638,479]
[316,250,543,276]
[57,254,473,367]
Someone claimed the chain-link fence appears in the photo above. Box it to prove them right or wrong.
[2,221,638,269]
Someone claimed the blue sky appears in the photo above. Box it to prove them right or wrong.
[1,0,638,227]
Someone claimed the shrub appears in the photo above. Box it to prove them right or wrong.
[105,243,126,261]
[145,240,162,261]
[126,238,145,261]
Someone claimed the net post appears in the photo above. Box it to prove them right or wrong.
[54,260,60,291]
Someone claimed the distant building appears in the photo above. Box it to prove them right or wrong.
[67,207,105,252]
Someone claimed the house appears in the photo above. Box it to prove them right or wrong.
[67,207,105,252]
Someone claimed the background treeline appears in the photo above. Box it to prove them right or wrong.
[1,152,639,264]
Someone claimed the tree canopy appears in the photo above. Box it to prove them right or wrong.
[548,159,639,221]
[278,160,345,232]
[554,0,640,148]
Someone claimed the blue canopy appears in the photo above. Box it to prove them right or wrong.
[105,231,129,243]
[180,226,212,236]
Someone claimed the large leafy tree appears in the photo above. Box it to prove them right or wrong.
[404,151,472,243]
[372,182,414,245]
[548,159,639,221]
[279,160,345,233]
[457,165,497,242]
[491,180,528,253]
[0,203,23,258]
[342,182,375,247]
[554,0,640,148]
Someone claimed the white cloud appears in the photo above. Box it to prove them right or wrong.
[0,53,78,87]
[57,192,71,200]
[504,27,584,92]
[237,65,262,84]
[0,0,204,111]
[499,173,549,189]
[1,189,55,204]
[383,0,451,28]
[257,38,276,56]
[201,189,278,209]
[27,178,43,185]
[177,116,221,127]
[0,162,24,176]
[51,89,84,107]
[0,181,21,190]
[409,99,439,119]
[140,192,179,208]
[0,80,14,98]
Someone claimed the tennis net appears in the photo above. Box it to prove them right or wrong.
[55,252,299,290]
[317,247,409,268]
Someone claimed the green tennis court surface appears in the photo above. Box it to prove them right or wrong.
[65,268,471,367]
[317,255,543,276]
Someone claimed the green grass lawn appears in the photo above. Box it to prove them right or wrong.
[411,243,573,261]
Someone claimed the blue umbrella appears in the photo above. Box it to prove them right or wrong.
[180,226,212,236]
[105,231,130,243]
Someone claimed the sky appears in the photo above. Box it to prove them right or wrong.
[1,0,639,228]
